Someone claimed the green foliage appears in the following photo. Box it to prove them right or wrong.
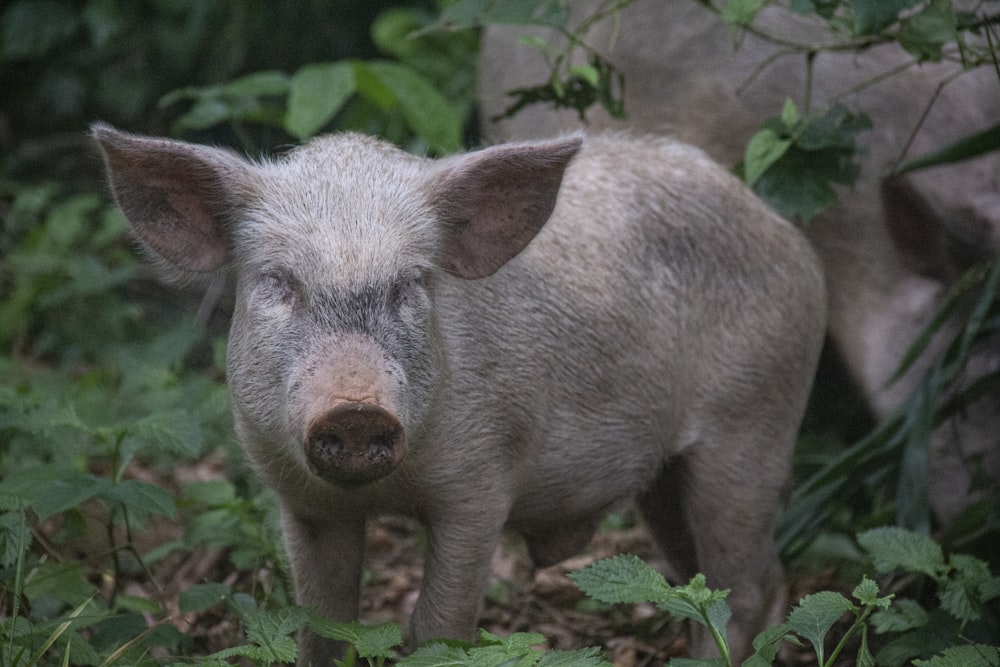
[160,4,476,154]
[739,100,872,223]
[779,257,1000,553]
[570,530,997,667]
[435,0,627,122]
[400,629,611,667]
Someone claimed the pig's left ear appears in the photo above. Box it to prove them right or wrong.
[429,134,583,279]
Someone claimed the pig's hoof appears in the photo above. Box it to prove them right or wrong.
[305,403,406,487]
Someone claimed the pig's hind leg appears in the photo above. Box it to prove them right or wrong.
[638,439,790,662]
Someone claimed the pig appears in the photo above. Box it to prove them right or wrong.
[478,0,1000,526]
[92,123,826,664]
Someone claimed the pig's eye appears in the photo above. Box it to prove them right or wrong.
[258,269,302,305]
[390,274,425,311]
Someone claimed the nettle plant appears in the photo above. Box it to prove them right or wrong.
[569,526,1000,667]
[165,527,1000,667]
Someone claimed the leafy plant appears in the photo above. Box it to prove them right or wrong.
[569,528,1000,667]
[159,4,478,154]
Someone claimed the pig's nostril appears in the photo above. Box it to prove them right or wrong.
[304,403,406,487]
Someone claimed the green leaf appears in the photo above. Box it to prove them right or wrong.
[363,60,462,153]
[786,591,855,662]
[569,65,600,87]
[851,0,921,35]
[852,575,892,608]
[568,554,672,604]
[183,480,237,506]
[241,607,308,662]
[478,628,546,652]
[179,583,231,614]
[937,580,979,625]
[893,122,1000,175]
[857,527,944,578]
[223,70,289,97]
[30,473,109,522]
[870,598,929,634]
[856,623,875,667]
[100,479,177,523]
[898,4,957,61]
[22,561,96,606]
[744,127,792,187]
[399,640,471,667]
[286,62,356,140]
[656,574,731,628]
[535,647,611,667]
[747,623,792,664]
[780,98,799,127]
[309,617,402,659]
[753,150,838,223]
[722,0,767,27]
[913,644,1000,667]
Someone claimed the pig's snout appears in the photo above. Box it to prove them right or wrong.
[305,403,407,487]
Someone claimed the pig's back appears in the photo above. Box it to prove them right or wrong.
[434,133,824,499]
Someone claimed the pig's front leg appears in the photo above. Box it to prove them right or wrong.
[409,513,506,645]
[281,507,366,666]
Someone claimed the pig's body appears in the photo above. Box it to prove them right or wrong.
[479,0,1000,524]
[93,127,825,664]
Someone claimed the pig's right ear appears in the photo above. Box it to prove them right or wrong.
[428,134,583,279]
[91,123,252,274]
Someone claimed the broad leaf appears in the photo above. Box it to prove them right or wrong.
[569,554,672,604]
[857,527,944,578]
[286,61,355,140]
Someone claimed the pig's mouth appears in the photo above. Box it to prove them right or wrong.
[304,403,407,488]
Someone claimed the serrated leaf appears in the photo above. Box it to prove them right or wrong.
[852,575,892,608]
[786,591,855,662]
[246,606,310,645]
[913,644,1000,667]
[399,640,470,667]
[478,629,546,652]
[857,622,876,667]
[124,410,206,458]
[100,479,177,522]
[309,617,402,659]
[746,623,792,665]
[569,554,672,604]
[535,647,611,667]
[705,599,732,644]
[857,527,944,578]
[286,62,356,140]
[869,598,929,634]
[22,561,95,606]
[179,583,231,614]
[182,480,236,506]
[30,473,109,521]
[938,580,979,625]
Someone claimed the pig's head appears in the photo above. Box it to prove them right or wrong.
[92,124,581,488]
